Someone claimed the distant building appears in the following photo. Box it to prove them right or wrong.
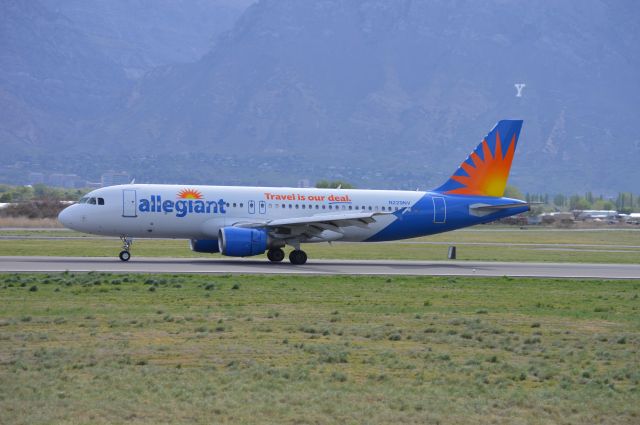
[27,172,45,185]
[48,173,84,188]
[537,212,574,225]
[575,210,618,220]
[620,213,640,224]
[101,171,130,187]
[297,179,311,188]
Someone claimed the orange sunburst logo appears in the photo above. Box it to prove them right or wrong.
[177,188,203,199]
[445,131,516,197]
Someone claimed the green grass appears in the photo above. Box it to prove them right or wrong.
[1,273,639,424]
[1,227,639,263]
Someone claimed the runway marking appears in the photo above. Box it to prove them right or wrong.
[1,256,639,279]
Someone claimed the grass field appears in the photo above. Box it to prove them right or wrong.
[1,227,639,263]
[1,273,638,424]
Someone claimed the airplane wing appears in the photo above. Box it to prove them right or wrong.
[230,211,394,242]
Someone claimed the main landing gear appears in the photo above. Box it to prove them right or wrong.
[289,249,307,265]
[267,248,285,263]
[266,247,308,265]
[119,236,132,262]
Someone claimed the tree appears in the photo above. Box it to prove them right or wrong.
[504,185,523,200]
[592,199,615,210]
[315,180,354,189]
[569,195,591,210]
[553,194,566,208]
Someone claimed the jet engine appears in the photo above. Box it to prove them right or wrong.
[218,227,267,257]
[189,239,220,253]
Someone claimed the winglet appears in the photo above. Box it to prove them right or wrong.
[434,120,523,197]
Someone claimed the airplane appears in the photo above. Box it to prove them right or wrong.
[58,120,531,264]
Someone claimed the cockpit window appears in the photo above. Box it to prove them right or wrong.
[88,197,97,205]
[97,198,105,205]
[79,197,88,204]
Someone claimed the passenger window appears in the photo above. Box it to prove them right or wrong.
[88,197,96,205]
[348,206,352,210]
[302,205,305,209]
[240,203,244,208]
[98,198,105,205]
[322,205,326,209]
[233,203,237,208]
[295,204,299,209]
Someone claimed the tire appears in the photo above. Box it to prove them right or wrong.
[289,250,307,265]
[267,248,285,262]
[119,250,131,262]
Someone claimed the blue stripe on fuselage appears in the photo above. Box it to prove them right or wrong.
[366,194,529,242]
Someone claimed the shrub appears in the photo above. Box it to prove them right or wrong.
[0,200,67,219]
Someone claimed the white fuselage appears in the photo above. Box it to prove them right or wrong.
[59,184,426,242]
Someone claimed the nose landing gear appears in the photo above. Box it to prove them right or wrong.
[119,236,132,261]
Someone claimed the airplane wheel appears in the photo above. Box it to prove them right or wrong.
[267,248,285,262]
[289,249,307,265]
[119,250,131,262]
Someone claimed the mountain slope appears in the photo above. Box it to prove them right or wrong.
[100,0,640,192]
[0,0,129,155]
[2,0,639,192]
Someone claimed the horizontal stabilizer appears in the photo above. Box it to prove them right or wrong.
[469,202,530,217]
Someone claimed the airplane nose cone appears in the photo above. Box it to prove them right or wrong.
[58,206,73,229]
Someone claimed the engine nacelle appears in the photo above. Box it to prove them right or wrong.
[218,227,267,257]
[190,239,220,253]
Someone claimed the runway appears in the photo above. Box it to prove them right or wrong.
[1,256,639,278]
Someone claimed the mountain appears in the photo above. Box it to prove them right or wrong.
[98,0,640,192]
[0,0,128,156]
[0,0,253,180]
[40,0,255,78]
[1,0,639,193]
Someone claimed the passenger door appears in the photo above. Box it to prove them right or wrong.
[432,196,446,224]
[122,189,137,217]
